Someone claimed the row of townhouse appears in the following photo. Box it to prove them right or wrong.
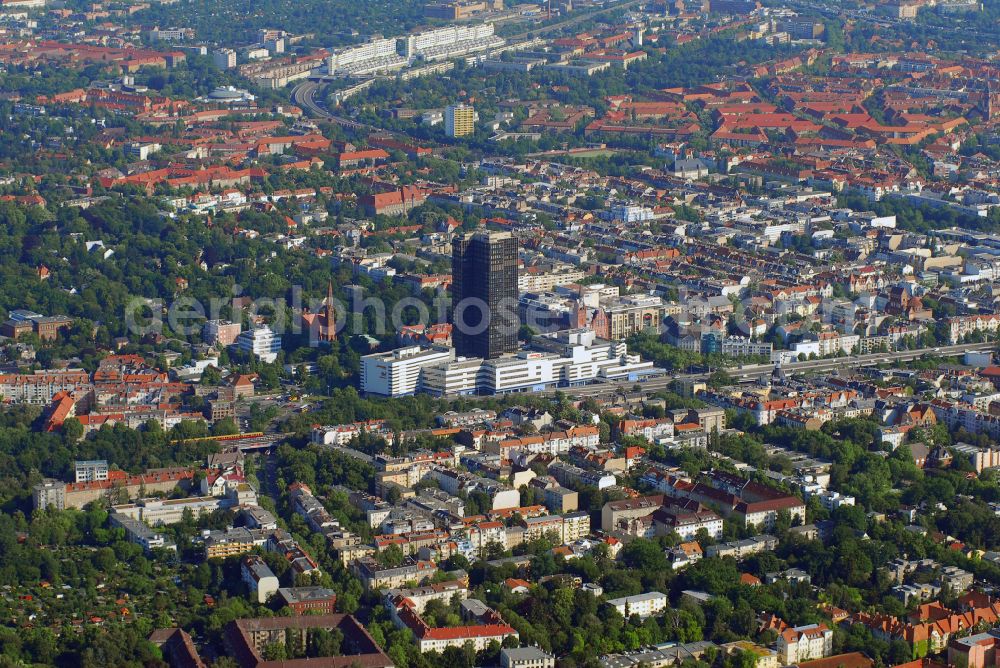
[707,390,858,426]
[549,460,617,490]
[463,520,508,554]
[673,472,808,530]
[486,424,601,459]
[520,511,591,544]
[0,370,91,403]
[311,419,390,446]
[853,600,1000,657]
[389,596,518,653]
[947,314,1000,344]
[777,624,834,665]
[267,529,321,577]
[375,530,451,557]
[705,534,779,559]
[354,556,438,591]
[617,416,675,441]
[288,482,361,550]
[600,490,723,541]
[929,399,1000,441]
[429,467,521,510]
[383,579,470,615]
[651,505,724,541]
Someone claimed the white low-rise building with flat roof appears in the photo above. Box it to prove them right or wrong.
[606,591,668,619]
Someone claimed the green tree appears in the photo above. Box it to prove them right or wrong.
[262,643,287,661]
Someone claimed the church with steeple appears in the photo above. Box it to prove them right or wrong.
[301,281,338,345]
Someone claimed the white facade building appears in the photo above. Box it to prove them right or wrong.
[242,555,280,603]
[361,346,456,397]
[403,24,503,61]
[420,357,483,396]
[502,647,555,668]
[561,511,591,543]
[327,37,407,76]
[606,591,669,619]
[604,204,655,223]
[370,330,657,397]
[311,421,388,447]
[477,330,656,395]
[236,326,282,363]
[777,624,834,665]
[74,460,109,483]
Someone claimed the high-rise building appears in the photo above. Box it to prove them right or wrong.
[32,479,66,511]
[452,231,518,359]
[212,48,237,69]
[445,104,476,137]
[264,37,285,55]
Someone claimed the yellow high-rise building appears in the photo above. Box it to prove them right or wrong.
[445,104,476,137]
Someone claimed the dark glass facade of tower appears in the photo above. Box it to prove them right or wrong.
[452,231,518,359]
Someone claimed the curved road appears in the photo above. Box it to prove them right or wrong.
[292,80,371,129]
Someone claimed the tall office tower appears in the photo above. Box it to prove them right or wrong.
[445,104,475,137]
[452,231,518,359]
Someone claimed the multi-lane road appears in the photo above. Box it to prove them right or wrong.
[291,0,646,124]
[291,80,368,128]
[506,0,645,41]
